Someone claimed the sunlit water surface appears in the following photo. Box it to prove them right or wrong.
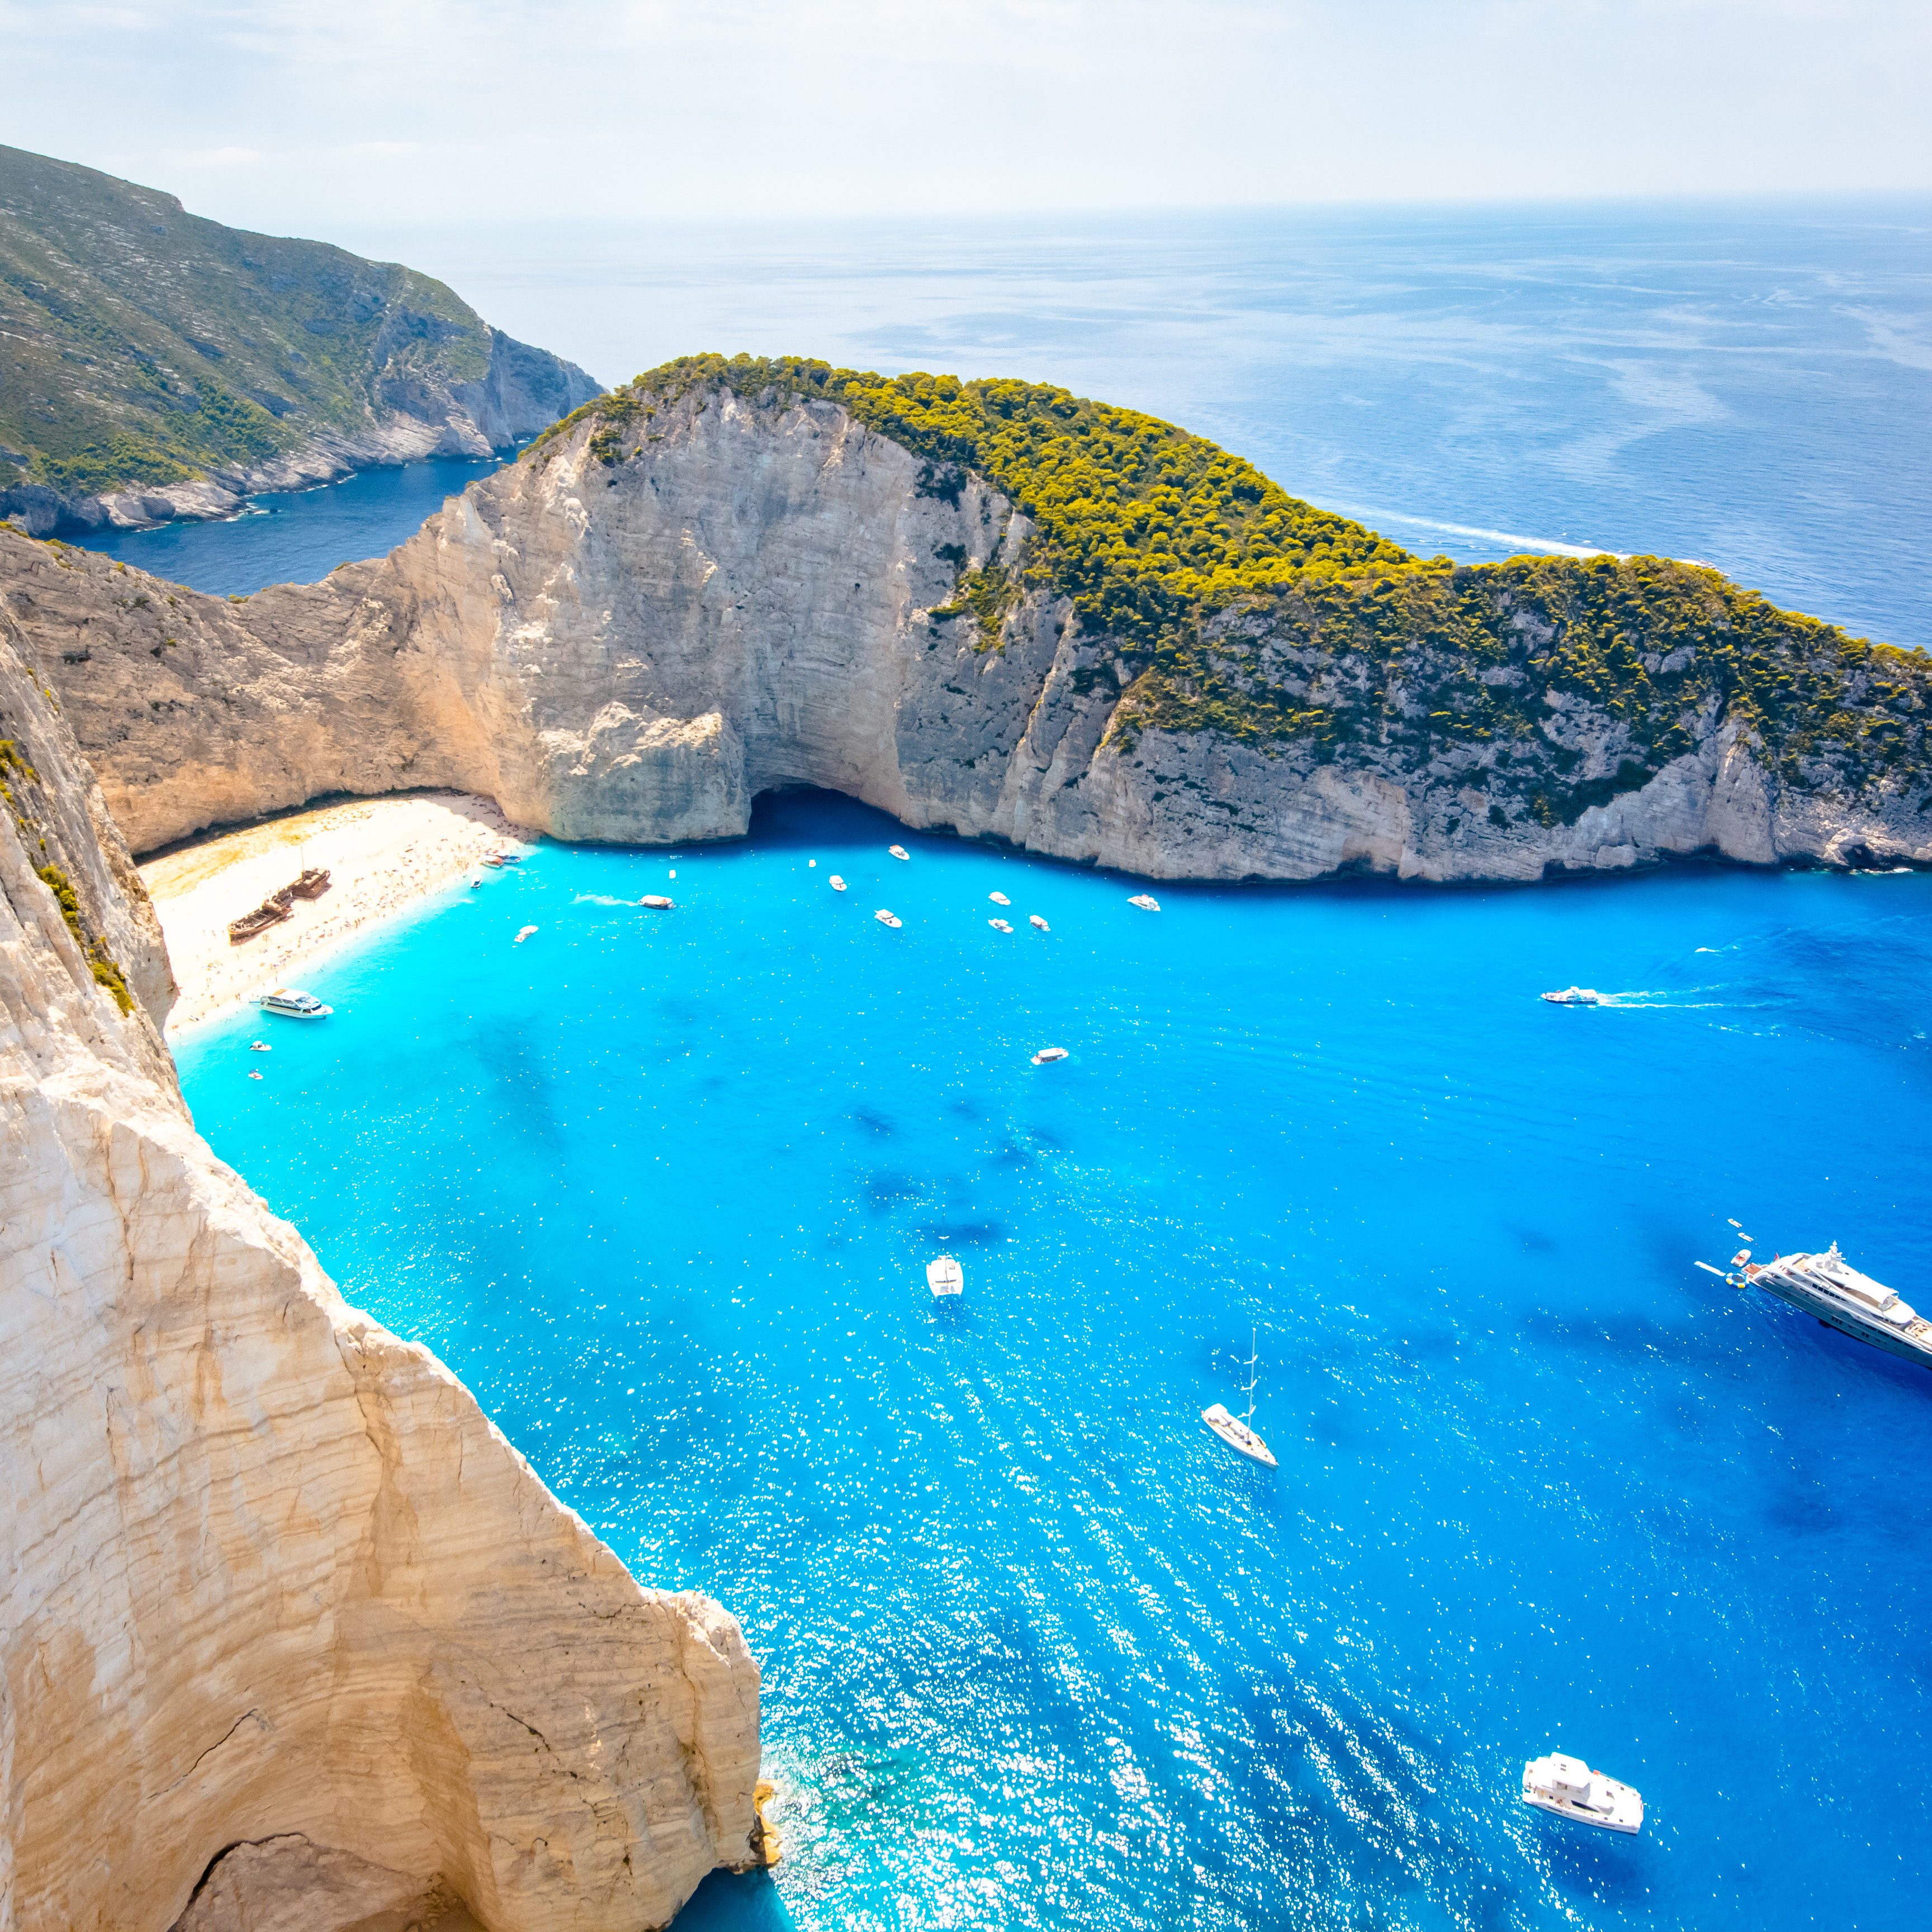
[176,792,1932,1931]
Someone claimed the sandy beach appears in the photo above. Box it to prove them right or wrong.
[140,792,532,1030]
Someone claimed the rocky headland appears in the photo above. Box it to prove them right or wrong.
[1,632,761,1922]
[8,354,1931,880]
[0,144,601,536]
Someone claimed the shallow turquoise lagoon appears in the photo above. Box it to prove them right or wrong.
[177,792,1932,1931]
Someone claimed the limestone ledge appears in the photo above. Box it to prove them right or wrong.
[9,386,1930,880]
[1,626,760,1931]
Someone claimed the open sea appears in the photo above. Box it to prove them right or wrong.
[136,201,1932,1927]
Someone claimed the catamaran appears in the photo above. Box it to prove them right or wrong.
[1202,1329,1277,1466]
[1521,1753,1644,1834]
[1698,1240,1932,1370]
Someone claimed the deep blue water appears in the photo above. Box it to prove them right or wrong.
[74,454,507,598]
[97,198,1932,648]
[176,791,1932,1931]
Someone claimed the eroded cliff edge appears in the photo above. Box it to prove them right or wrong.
[1,633,760,1929]
[11,358,1932,879]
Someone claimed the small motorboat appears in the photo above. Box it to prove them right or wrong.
[989,891,1011,906]
[875,909,902,929]
[1203,1330,1276,1465]
[514,925,537,944]
[926,1256,963,1298]
[248,1069,263,1081]
[1029,915,1049,931]
[830,875,847,892]
[248,1041,271,1053]
[1129,893,1160,912]
[1541,986,1602,1005]
[259,988,332,1019]
[989,918,1013,933]
[1031,1046,1068,1065]
[888,845,910,861]
[1521,1753,1643,1835]
[639,895,675,910]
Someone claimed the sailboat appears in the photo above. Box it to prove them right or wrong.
[1202,1329,1277,1466]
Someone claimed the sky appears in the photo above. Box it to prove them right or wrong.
[2,1,1929,236]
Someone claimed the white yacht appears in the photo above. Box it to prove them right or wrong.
[1521,1753,1644,1834]
[1129,893,1160,912]
[1029,915,1049,931]
[989,891,1011,905]
[1712,1242,1932,1370]
[889,845,910,861]
[989,918,1013,933]
[1031,1046,1068,1065]
[639,894,675,910]
[875,908,902,929]
[1541,986,1602,1005]
[1203,1330,1277,1466]
[259,988,332,1019]
[830,874,847,892]
[926,1256,963,1298]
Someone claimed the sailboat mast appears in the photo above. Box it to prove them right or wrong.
[1242,1326,1259,1423]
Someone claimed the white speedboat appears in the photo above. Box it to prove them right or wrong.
[1032,1046,1068,1064]
[989,891,1011,905]
[514,924,537,943]
[1203,1330,1276,1466]
[1541,986,1602,1005]
[259,988,332,1019]
[830,874,847,891]
[1521,1753,1643,1834]
[1129,893,1160,912]
[926,1256,963,1298]
[889,845,910,861]
[639,894,675,910]
[875,909,902,929]
[1029,915,1049,931]
[989,917,1013,933]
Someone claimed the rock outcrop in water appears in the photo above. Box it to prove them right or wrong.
[0,630,761,1927]
[10,357,1932,879]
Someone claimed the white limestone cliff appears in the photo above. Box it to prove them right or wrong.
[10,387,1930,879]
[0,631,761,1930]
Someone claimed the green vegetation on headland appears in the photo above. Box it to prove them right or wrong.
[540,353,1931,817]
[0,143,536,509]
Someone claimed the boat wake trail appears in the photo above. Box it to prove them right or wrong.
[572,893,635,907]
[1595,987,1766,1010]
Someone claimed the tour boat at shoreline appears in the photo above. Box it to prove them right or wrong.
[259,988,332,1019]
[1521,1753,1644,1834]
[1702,1240,1932,1370]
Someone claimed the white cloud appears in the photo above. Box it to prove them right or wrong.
[2,0,1926,231]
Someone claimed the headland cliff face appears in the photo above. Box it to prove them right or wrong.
[12,367,1931,880]
[1,632,761,1928]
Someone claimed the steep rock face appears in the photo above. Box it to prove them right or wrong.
[12,385,1932,879]
[0,629,761,1930]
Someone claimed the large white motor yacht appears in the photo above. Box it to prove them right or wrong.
[258,988,332,1019]
[1723,1243,1932,1370]
[1521,1753,1644,1834]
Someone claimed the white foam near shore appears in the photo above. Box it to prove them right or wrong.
[140,792,533,1031]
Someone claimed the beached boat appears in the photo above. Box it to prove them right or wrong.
[888,845,910,861]
[259,988,332,1019]
[1129,893,1160,912]
[287,866,332,899]
[875,909,902,928]
[989,917,1013,933]
[989,891,1010,905]
[1202,1330,1276,1465]
[830,874,847,892]
[227,901,292,944]
[639,895,675,910]
[1521,1753,1644,1834]
[926,1256,963,1298]
[1705,1240,1932,1370]
[1031,1046,1068,1065]
[1029,915,1049,931]
[1541,986,1601,1005]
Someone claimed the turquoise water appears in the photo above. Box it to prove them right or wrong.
[176,791,1932,1931]
[85,201,1932,647]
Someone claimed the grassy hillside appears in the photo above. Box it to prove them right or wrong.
[543,353,1932,807]
[0,144,497,500]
